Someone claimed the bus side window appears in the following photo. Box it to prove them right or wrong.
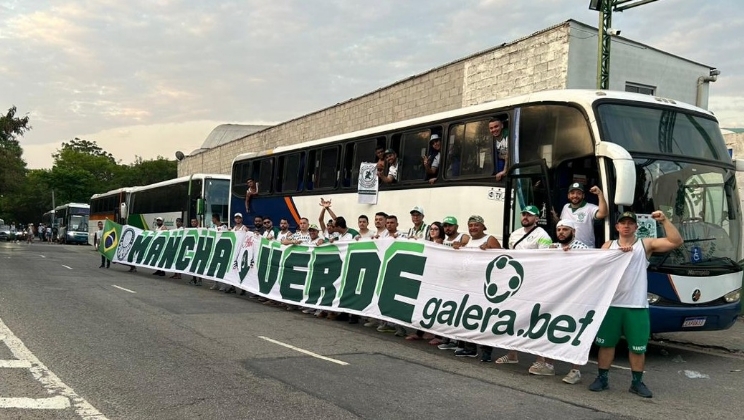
[256,158,274,194]
[305,150,317,191]
[281,152,302,192]
[341,143,354,188]
[317,146,340,189]
[398,128,431,182]
[351,138,377,188]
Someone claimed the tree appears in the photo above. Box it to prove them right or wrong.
[124,156,177,186]
[0,106,31,196]
[48,138,119,202]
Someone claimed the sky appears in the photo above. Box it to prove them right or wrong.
[2,0,743,169]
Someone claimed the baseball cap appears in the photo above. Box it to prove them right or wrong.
[568,182,584,193]
[410,206,425,216]
[430,134,440,143]
[468,215,486,230]
[618,211,637,223]
[556,219,576,230]
[234,213,243,218]
[156,217,163,221]
[308,224,320,231]
[383,148,396,155]
[521,205,539,216]
[442,216,458,225]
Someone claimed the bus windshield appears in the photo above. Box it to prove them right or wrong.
[629,157,741,269]
[69,215,90,232]
[597,103,731,164]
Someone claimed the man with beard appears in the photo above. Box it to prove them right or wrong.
[556,183,607,247]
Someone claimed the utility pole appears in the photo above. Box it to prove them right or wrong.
[589,0,661,89]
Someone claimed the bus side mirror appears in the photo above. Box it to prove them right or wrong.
[120,203,128,220]
[196,198,205,216]
[597,142,635,206]
[735,159,744,172]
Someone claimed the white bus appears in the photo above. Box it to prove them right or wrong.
[230,89,743,334]
[55,203,90,244]
[126,174,230,230]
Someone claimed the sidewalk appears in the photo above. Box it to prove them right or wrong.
[654,317,744,353]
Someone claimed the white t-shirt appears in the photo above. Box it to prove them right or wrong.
[508,226,552,249]
[443,232,466,247]
[356,229,376,239]
[560,202,599,247]
[276,230,292,242]
[431,153,440,170]
[609,239,650,308]
[388,162,398,182]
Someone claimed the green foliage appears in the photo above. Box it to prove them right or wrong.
[0,106,31,196]
[0,110,178,223]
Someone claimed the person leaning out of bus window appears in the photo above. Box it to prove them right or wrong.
[423,134,441,184]
[377,149,399,184]
[489,117,509,182]
[245,178,258,212]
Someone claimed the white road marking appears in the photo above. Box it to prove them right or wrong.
[586,359,631,371]
[0,396,70,409]
[0,359,32,368]
[39,255,46,258]
[62,265,73,270]
[111,285,136,294]
[0,318,108,418]
[258,336,349,366]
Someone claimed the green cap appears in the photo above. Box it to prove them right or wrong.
[521,205,539,216]
[442,216,458,225]
[617,211,637,223]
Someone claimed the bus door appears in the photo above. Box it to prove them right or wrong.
[503,159,556,247]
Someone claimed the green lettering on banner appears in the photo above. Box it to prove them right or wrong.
[127,232,154,264]
[572,311,595,346]
[306,246,341,307]
[547,315,576,344]
[206,234,234,279]
[144,233,167,266]
[437,300,457,326]
[174,232,197,271]
[378,242,425,323]
[453,294,469,328]
[257,238,283,294]
[158,230,184,269]
[525,304,550,339]
[490,310,516,336]
[462,303,483,331]
[420,298,441,329]
[189,230,215,275]
[278,246,311,303]
[338,241,380,311]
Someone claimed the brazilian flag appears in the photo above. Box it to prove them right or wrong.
[99,220,122,261]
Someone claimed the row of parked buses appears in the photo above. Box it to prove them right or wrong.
[87,89,743,335]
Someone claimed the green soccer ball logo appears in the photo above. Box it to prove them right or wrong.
[483,255,524,304]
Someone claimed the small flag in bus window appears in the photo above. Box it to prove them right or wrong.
[358,162,379,205]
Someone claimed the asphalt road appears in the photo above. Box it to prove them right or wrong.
[1,241,742,420]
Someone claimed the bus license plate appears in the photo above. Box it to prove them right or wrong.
[682,317,706,328]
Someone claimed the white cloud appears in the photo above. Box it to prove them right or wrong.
[3,0,744,170]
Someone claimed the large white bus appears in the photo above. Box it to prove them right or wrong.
[126,174,230,230]
[55,203,90,245]
[229,89,743,334]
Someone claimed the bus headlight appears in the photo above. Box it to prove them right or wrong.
[647,293,660,304]
[724,289,741,303]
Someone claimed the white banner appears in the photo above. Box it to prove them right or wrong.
[106,223,632,364]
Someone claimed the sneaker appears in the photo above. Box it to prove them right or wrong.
[629,382,653,398]
[480,353,493,362]
[302,308,315,314]
[528,362,555,376]
[494,355,519,364]
[454,348,478,357]
[394,326,407,337]
[376,324,396,333]
[437,342,458,350]
[363,320,379,328]
[588,376,609,392]
[562,369,582,384]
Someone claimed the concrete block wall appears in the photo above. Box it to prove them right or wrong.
[178,23,573,177]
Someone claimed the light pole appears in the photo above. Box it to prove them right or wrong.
[589,0,660,89]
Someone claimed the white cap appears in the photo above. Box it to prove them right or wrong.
[556,219,576,230]
[234,213,243,218]
[410,206,424,216]
[156,217,163,221]
[430,134,440,142]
